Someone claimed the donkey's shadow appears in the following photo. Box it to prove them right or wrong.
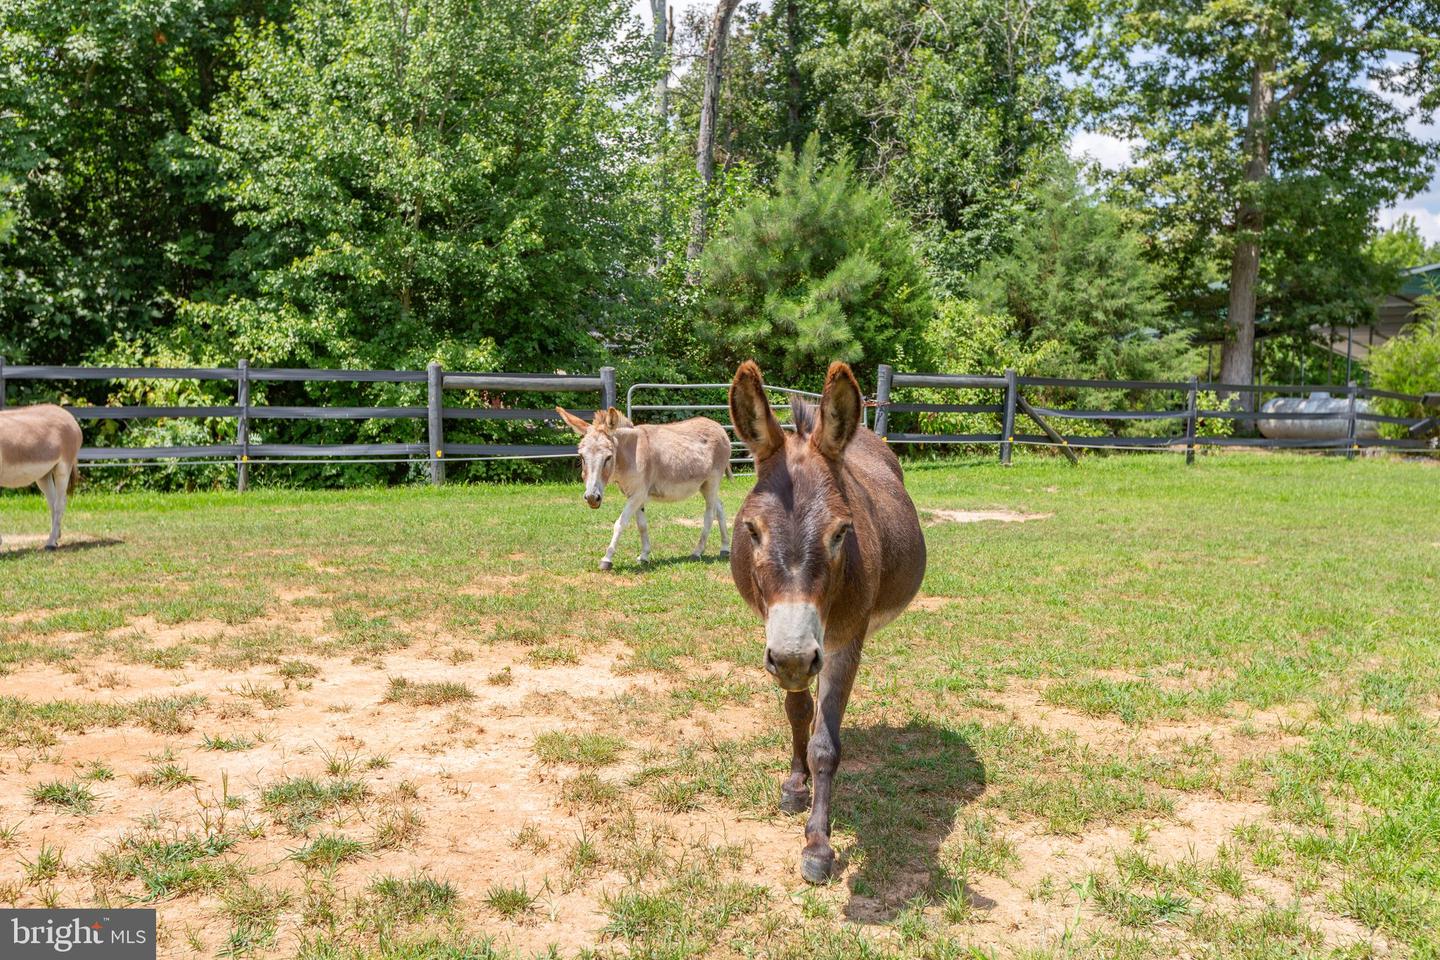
[0,536,123,559]
[828,721,986,923]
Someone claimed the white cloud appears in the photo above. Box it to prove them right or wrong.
[630,0,729,31]
[1068,131,1134,170]
[1376,204,1440,244]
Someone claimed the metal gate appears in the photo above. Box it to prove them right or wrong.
[625,382,868,473]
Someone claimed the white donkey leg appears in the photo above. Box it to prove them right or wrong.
[713,483,730,557]
[601,494,644,571]
[635,505,652,564]
[693,480,715,558]
[39,468,65,550]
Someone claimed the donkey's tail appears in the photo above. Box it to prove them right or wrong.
[724,461,733,479]
[67,464,78,496]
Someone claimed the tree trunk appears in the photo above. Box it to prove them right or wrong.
[651,0,672,271]
[651,0,670,121]
[784,0,802,150]
[1220,57,1274,409]
[686,0,742,264]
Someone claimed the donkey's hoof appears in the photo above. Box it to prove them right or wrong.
[690,550,703,560]
[800,845,835,884]
[44,543,58,552]
[779,786,810,814]
[719,549,730,559]
[599,559,613,571]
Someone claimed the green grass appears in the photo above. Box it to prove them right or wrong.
[134,756,200,791]
[482,881,536,919]
[91,829,238,900]
[29,779,97,814]
[291,833,367,869]
[381,677,475,706]
[533,731,627,767]
[367,874,458,922]
[3,455,1440,957]
[261,776,369,834]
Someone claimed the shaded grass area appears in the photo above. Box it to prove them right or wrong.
[2,455,1439,957]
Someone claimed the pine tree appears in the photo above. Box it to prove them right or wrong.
[697,136,933,385]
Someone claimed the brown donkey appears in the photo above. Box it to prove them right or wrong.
[728,361,926,883]
[0,404,82,550]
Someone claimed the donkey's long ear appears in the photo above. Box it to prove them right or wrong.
[556,407,590,436]
[813,362,862,460]
[729,361,786,462]
[605,407,634,430]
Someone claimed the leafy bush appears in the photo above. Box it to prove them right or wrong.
[697,135,934,388]
[188,0,650,375]
[971,160,1198,388]
[1368,296,1440,439]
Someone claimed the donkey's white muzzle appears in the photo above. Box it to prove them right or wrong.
[764,602,823,691]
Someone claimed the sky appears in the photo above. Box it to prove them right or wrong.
[636,1,1440,243]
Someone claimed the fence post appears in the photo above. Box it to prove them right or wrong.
[427,362,445,486]
[600,366,617,411]
[236,359,250,492]
[1346,380,1358,461]
[0,356,6,410]
[875,364,893,440]
[1000,368,1017,465]
[1185,376,1198,466]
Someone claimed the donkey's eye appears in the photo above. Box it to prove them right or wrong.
[827,522,853,558]
[744,520,763,544]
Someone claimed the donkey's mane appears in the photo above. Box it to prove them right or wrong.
[790,397,817,439]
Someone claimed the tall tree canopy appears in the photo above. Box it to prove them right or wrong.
[669,0,1087,289]
[184,0,652,370]
[697,136,933,384]
[972,160,1197,382]
[0,0,284,363]
[1090,0,1440,394]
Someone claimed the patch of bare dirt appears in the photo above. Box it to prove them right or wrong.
[0,639,687,958]
[979,680,1310,761]
[0,630,1370,959]
[910,595,959,611]
[924,508,1054,524]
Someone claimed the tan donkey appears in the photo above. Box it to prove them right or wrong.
[557,407,732,570]
[728,361,926,883]
[0,404,82,550]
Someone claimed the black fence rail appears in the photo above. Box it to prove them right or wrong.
[873,365,1440,464]
[0,358,615,488]
[2,357,1434,488]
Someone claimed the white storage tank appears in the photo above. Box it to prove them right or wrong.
[1257,392,1379,441]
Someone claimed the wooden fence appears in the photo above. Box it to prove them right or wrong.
[0,359,615,488]
[2,358,1435,488]
[873,365,1440,464]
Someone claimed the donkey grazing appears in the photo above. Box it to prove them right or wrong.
[0,404,82,550]
[557,406,731,570]
[728,361,926,883]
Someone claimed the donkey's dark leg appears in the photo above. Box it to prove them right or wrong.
[781,689,814,813]
[800,638,861,883]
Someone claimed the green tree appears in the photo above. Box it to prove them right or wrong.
[1369,215,1440,272]
[972,160,1198,383]
[804,0,1085,287]
[1090,0,1440,396]
[1368,294,1440,436]
[667,0,1084,290]
[697,136,933,384]
[186,0,653,371]
[0,176,15,243]
[0,0,281,363]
